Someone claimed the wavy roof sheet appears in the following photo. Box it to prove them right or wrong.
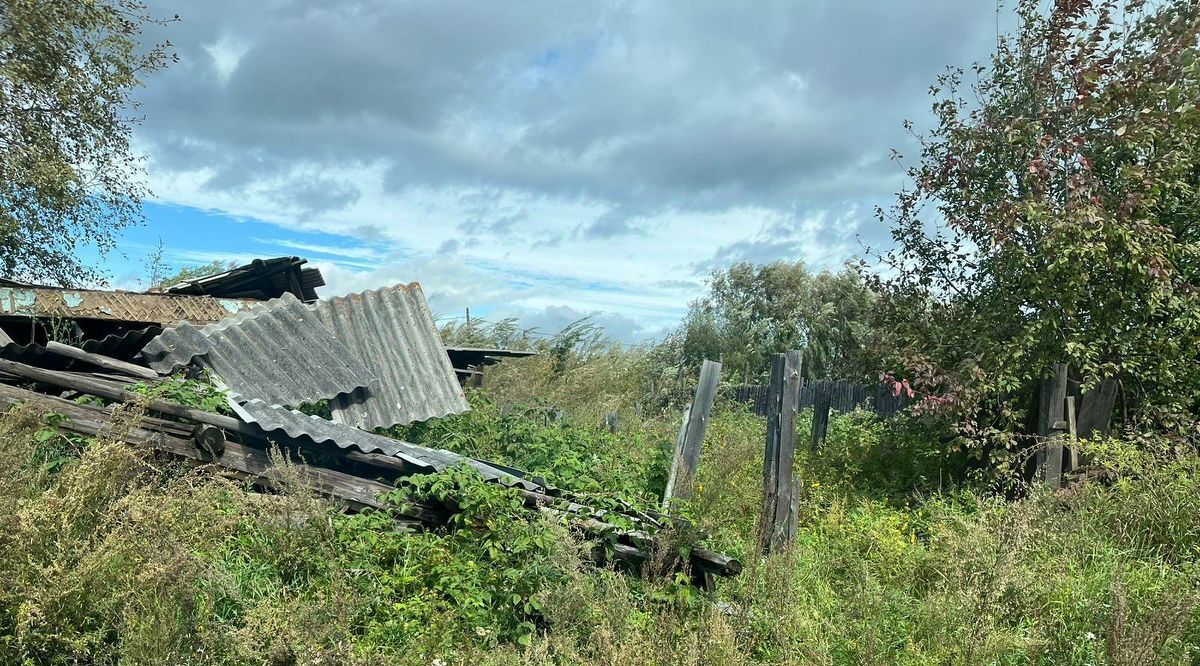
[311,283,468,429]
[140,293,375,407]
[233,399,541,491]
[0,325,164,371]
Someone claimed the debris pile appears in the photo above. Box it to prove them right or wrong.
[0,258,740,585]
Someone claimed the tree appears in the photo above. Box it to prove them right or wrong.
[0,0,174,286]
[870,0,1200,442]
[153,259,237,289]
[674,261,876,382]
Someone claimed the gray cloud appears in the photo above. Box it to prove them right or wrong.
[138,1,998,225]
[132,0,1007,338]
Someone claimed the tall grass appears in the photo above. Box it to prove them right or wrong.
[0,390,1197,663]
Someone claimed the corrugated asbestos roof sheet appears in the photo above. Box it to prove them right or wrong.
[233,399,542,491]
[1,326,164,371]
[311,283,469,429]
[140,293,375,407]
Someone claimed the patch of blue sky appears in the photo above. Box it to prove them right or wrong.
[89,202,392,287]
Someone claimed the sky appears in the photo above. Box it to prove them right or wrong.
[106,0,1011,342]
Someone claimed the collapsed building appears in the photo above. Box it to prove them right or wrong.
[0,257,739,585]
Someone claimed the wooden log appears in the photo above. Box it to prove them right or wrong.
[0,357,260,438]
[0,383,435,524]
[193,423,226,456]
[43,341,160,380]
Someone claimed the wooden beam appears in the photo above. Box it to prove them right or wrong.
[0,382,434,523]
[43,340,160,380]
[0,357,259,437]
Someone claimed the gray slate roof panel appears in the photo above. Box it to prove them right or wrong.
[140,293,375,407]
[235,399,541,491]
[311,283,469,429]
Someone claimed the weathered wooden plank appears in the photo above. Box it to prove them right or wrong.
[0,357,260,438]
[1065,395,1079,473]
[1076,377,1118,440]
[663,360,721,506]
[43,340,160,380]
[761,350,801,553]
[0,383,434,522]
[810,381,832,452]
[1041,363,1069,489]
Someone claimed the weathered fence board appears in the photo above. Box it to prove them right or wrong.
[663,360,721,506]
[761,350,801,553]
[733,378,908,417]
[1039,363,1069,489]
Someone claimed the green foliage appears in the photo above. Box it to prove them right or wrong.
[393,393,669,503]
[153,259,238,289]
[665,261,876,384]
[0,399,1197,663]
[128,373,229,414]
[871,0,1200,441]
[0,0,175,286]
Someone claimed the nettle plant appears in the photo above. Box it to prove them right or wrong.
[870,0,1200,447]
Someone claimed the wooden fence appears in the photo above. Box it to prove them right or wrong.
[731,378,909,417]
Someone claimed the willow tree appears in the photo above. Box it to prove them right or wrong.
[0,0,173,285]
[872,0,1200,442]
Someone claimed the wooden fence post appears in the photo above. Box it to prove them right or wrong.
[810,380,832,452]
[1065,395,1078,473]
[663,360,722,507]
[761,350,801,553]
[1040,363,1069,489]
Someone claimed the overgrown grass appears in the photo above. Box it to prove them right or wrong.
[0,390,1197,664]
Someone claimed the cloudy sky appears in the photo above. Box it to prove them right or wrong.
[109,0,1009,341]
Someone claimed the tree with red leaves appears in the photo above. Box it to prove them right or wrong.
[869,0,1200,451]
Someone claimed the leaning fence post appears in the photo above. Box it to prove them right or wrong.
[663,360,722,508]
[761,350,801,553]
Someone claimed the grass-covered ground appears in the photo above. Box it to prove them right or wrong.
[0,385,1197,664]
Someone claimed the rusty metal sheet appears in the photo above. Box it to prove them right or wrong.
[311,283,469,429]
[141,293,375,407]
[234,399,543,491]
[0,286,253,325]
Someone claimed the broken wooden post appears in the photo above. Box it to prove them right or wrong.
[810,380,832,452]
[761,350,801,553]
[1040,363,1069,489]
[663,360,721,507]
